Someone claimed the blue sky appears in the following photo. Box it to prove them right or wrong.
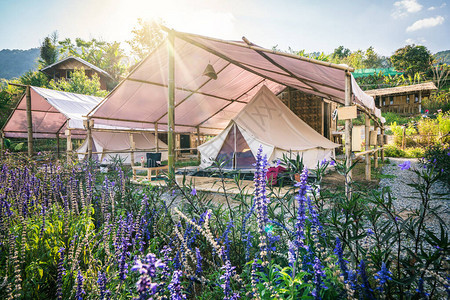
[0,0,448,55]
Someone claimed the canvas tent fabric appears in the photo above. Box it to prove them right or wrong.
[2,86,102,139]
[88,29,384,135]
[198,86,339,169]
[77,131,168,164]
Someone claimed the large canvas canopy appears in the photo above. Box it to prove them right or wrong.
[77,131,168,164]
[2,86,102,139]
[88,29,384,135]
[198,86,339,169]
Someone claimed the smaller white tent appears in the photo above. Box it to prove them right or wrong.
[198,85,339,170]
[77,131,168,164]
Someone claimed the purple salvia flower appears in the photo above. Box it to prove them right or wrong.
[398,161,411,170]
[168,270,186,300]
[97,272,111,300]
[358,259,375,300]
[76,270,85,300]
[195,247,203,275]
[190,188,197,196]
[287,240,296,268]
[334,237,348,281]
[220,260,238,300]
[312,256,326,300]
[295,167,308,248]
[374,262,392,293]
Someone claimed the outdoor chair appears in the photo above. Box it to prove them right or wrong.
[146,152,162,168]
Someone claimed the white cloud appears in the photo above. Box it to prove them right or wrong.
[406,16,445,32]
[392,0,423,18]
[428,2,447,10]
[405,37,427,44]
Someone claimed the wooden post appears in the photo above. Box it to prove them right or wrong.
[344,72,352,197]
[418,90,422,113]
[129,133,135,166]
[154,123,159,152]
[26,85,33,157]
[374,125,379,169]
[0,131,4,157]
[66,129,72,164]
[381,127,385,162]
[402,126,406,150]
[167,30,175,177]
[365,114,371,181]
[175,133,180,161]
[56,133,60,160]
[197,126,201,161]
[86,118,93,159]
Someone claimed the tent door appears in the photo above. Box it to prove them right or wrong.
[217,124,255,169]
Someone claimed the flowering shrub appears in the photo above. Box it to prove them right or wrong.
[0,146,448,299]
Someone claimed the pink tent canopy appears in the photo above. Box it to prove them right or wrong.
[2,87,102,139]
[88,30,383,134]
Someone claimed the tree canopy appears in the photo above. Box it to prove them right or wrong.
[390,45,432,76]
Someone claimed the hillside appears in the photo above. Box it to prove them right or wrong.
[0,48,40,79]
[435,50,450,64]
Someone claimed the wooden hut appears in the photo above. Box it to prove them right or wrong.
[365,82,437,114]
[40,56,114,90]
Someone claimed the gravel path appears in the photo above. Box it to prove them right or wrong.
[379,157,450,231]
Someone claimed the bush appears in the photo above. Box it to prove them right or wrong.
[422,143,450,186]
[384,144,406,157]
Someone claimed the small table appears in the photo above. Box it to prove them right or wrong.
[132,165,169,181]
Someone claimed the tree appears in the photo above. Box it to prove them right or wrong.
[363,46,382,69]
[332,46,351,60]
[390,45,432,76]
[39,32,58,67]
[127,19,165,61]
[48,68,108,97]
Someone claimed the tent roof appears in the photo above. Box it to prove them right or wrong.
[232,85,338,151]
[2,86,102,138]
[88,29,383,134]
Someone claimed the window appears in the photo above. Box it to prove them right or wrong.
[406,95,410,103]
[390,96,394,105]
[415,94,419,103]
[375,96,380,107]
[382,97,386,106]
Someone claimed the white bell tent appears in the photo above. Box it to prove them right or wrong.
[198,86,339,169]
[77,131,168,164]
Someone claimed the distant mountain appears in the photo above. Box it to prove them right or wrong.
[435,50,450,64]
[0,48,40,79]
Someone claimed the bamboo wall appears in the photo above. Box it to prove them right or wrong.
[376,93,427,114]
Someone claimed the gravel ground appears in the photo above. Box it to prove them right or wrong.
[378,157,450,231]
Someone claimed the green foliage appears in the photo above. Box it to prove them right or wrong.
[127,18,165,62]
[390,45,432,76]
[423,90,450,113]
[434,50,450,65]
[48,68,108,97]
[39,32,58,67]
[382,112,420,125]
[423,143,450,185]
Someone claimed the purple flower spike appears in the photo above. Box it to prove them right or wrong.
[398,161,411,170]
[330,160,336,166]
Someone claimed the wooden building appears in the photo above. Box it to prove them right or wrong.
[40,56,114,90]
[365,82,437,114]
[278,87,338,140]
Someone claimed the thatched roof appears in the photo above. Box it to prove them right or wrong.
[365,82,437,97]
[40,56,113,79]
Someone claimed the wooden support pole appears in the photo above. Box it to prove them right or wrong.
[167,30,175,177]
[344,72,352,197]
[374,125,379,169]
[197,126,201,161]
[129,133,135,167]
[66,129,72,164]
[402,126,406,150]
[56,133,60,160]
[86,118,93,159]
[0,131,4,157]
[381,127,385,162]
[175,133,180,161]
[154,123,159,152]
[26,85,33,157]
[365,114,371,181]
[418,90,422,113]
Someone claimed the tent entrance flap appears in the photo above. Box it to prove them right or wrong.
[217,124,255,169]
